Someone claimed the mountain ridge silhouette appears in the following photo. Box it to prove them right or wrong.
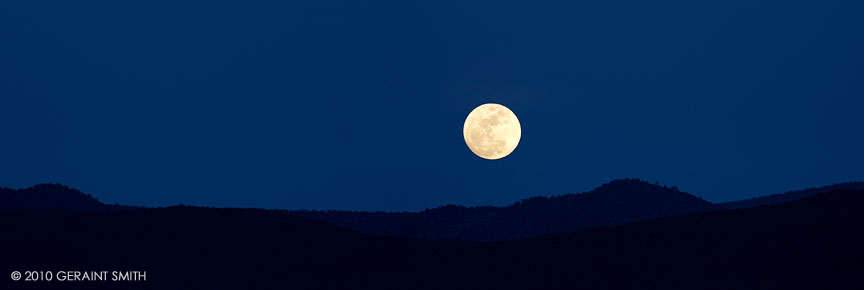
[288,179,721,240]
[717,181,864,209]
[4,179,862,241]
[1,188,861,289]
[0,183,137,212]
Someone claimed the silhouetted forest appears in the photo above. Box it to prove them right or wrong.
[1,189,862,289]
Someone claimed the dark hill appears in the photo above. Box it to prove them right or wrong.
[507,189,864,289]
[718,181,864,209]
[1,189,861,289]
[0,183,118,212]
[289,179,722,241]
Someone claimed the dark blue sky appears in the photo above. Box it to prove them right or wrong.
[2,0,862,211]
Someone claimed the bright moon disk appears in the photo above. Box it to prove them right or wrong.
[463,103,522,160]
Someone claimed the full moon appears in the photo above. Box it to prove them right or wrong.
[463,103,522,160]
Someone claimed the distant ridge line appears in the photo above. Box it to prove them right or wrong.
[3,179,863,212]
[718,181,864,209]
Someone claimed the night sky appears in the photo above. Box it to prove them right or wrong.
[2,0,862,211]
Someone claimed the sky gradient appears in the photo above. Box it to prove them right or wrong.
[2,0,863,211]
